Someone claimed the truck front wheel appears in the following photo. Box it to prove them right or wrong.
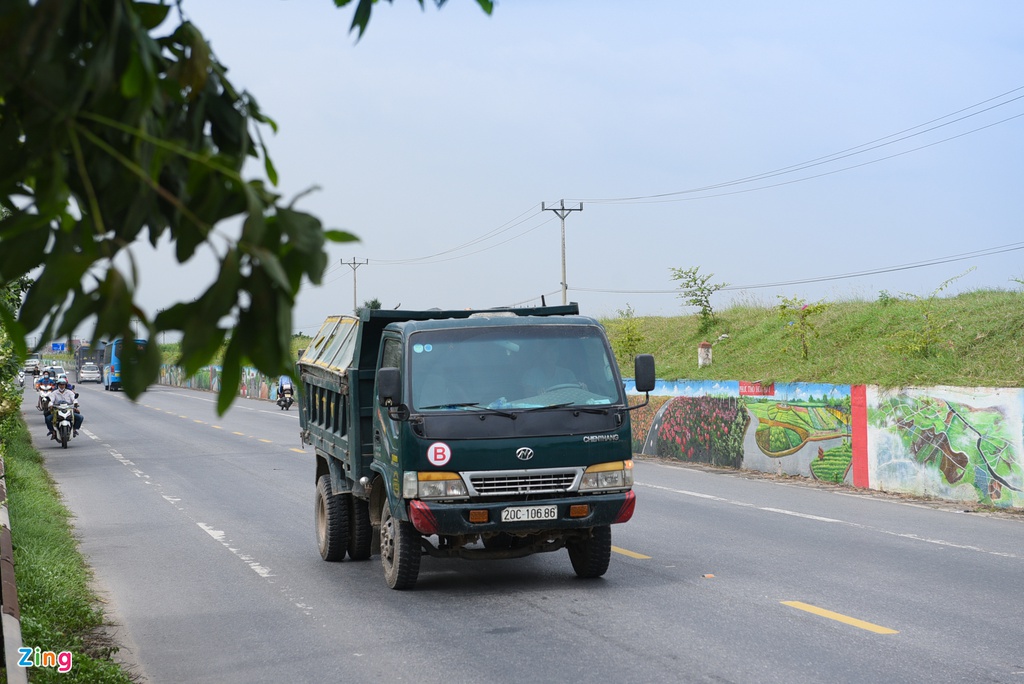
[380,499,421,590]
[568,525,612,579]
[316,475,349,561]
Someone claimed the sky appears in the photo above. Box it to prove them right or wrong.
[123,1,1024,336]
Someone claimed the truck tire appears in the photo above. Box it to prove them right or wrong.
[380,498,420,590]
[347,496,372,561]
[316,475,348,561]
[568,525,612,579]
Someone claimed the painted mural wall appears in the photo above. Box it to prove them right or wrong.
[625,379,1024,510]
[160,367,1024,510]
[159,364,286,402]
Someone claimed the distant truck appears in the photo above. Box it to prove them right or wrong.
[297,305,655,589]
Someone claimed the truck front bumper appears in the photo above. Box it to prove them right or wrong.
[406,490,635,536]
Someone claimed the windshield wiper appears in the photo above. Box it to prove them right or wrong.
[418,402,517,418]
[520,402,609,414]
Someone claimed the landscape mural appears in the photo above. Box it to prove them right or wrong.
[866,386,1024,508]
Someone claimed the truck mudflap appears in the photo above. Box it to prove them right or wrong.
[406,490,635,537]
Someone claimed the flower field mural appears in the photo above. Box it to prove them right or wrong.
[867,386,1024,508]
[652,396,750,468]
[629,394,671,453]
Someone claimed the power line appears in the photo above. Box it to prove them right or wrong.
[573,85,1024,204]
[369,206,544,265]
[320,85,1023,284]
[569,239,1024,295]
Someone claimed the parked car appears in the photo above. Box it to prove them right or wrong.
[78,363,102,383]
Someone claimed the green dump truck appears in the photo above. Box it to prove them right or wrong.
[297,304,655,589]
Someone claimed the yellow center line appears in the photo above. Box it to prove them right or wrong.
[211,425,222,430]
[194,419,206,424]
[781,601,898,634]
[290,448,305,454]
[612,545,651,559]
[258,438,272,443]
[233,432,245,436]
[178,415,188,419]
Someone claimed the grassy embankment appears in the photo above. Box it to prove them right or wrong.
[603,289,1024,389]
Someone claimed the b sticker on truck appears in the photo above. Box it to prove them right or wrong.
[427,442,451,467]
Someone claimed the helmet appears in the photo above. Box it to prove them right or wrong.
[57,376,68,386]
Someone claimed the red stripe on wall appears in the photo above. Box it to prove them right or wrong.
[851,385,868,488]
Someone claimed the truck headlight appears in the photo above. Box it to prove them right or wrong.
[580,460,634,492]
[410,472,468,500]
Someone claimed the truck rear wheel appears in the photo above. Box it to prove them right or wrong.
[380,498,420,590]
[316,475,348,561]
[347,496,372,561]
[568,525,612,579]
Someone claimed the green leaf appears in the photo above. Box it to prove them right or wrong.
[262,143,279,186]
[121,331,163,399]
[0,215,49,281]
[0,305,27,362]
[135,2,172,30]
[350,0,374,37]
[217,337,244,415]
[203,248,243,318]
[324,229,360,243]
[121,51,145,98]
[93,269,134,339]
[276,208,324,254]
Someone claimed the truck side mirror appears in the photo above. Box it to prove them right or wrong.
[377,367,402,407]
[634,354,655,393]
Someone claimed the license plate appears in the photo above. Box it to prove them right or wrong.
[501,505,558,523]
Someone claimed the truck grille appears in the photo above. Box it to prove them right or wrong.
[465,468,581,496]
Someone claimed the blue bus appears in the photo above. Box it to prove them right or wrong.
[102,338,147,391]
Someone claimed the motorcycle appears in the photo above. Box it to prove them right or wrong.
[50,400,78,449]
[277,386,294,411]
[18,371,25,387]
[36,388,51,412]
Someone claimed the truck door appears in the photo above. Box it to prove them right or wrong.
[375,336,404,482]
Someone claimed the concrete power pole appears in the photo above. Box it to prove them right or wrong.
[341,258,369,315]
[541,200,583,305]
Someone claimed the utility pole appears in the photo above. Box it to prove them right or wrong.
[341,258,369,315]
[541,199,583,305]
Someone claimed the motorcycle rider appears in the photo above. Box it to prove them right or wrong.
[277,375,294,408]
[35,369,55,391]
[46,376,83,440]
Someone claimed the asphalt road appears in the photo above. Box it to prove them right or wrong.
[21,383,1024,683]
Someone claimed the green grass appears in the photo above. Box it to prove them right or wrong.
[603,289,1024,388]
[2,418,134,684]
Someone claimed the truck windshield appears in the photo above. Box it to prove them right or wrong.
[409,325,623,412]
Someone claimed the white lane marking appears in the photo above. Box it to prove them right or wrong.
[91,432,314,616]
[196,523,274,578]
[637,481,1022,560]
